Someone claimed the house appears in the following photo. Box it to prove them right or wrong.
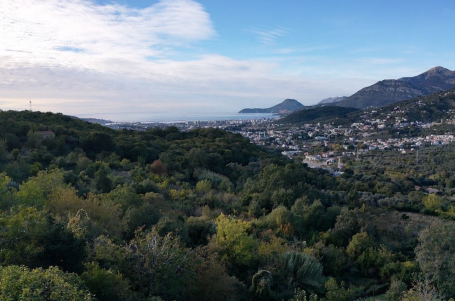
[305,155,321,162]
[41,131,55,139]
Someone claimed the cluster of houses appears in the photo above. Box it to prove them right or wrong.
[235,113,455,169]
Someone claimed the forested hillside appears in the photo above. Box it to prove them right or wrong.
[277,106,359,125]
[0,110,454,300]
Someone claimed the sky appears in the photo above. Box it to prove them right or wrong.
[1,0,455,119]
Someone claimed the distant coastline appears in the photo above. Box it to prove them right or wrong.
[76,112,278,123]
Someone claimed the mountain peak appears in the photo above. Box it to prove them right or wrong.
[239,99,303,114]
[281,99,300,105]
[427,66,449,74]
[336,66,455,109]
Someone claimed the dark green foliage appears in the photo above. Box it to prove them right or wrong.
[0,207,85,273]
[80,132,115,157]
[277,106,359,124]
[186,216,216,246]
[270,252,325,297]
[324,277,357,301]
[415,220,455,297]
[81,262,134,301]
[385,279,407,301]
[94,166,112,193]
[37,216,87,273]
[1,110,455,299]
[250,270,273,300]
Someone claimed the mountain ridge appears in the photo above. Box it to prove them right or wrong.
[276,105,359,124]
[336,66,455,109]
[317,96,348,105]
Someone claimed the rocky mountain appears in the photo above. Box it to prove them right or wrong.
[336,66,455,109]
[400,66,455,90]
[317,96,347,104]
[278,87,455,126]
[239,99,303,113]
[364,87,455,123]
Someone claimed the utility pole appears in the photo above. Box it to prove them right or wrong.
[29,100,32,112]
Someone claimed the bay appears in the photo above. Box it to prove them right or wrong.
[77,111,278,123]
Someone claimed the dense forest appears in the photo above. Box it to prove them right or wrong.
[0,110,454,300]
[277,106,359,125]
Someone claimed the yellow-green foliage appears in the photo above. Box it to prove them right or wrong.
[15,169,64,208]
[422,194,443,211]
[211,213,258,267]
[196,179,212,194]
[0,265,93,300]
[346,231,374,258]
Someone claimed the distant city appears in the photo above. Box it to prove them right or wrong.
[84,103,455,176]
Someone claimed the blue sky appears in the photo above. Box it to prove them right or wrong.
[1,0,454,119]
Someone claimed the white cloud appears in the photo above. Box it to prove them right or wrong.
[249,27,288,44]
[356,58,404,65]
[0,0,394,120]
[0,0,215,70]
[0,55,375,120]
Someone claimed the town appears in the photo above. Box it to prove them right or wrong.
[101,107,455,174]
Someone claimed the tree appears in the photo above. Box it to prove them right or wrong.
[150,159,167,176]
[0,139,7,163]
[346,231,374,259]
[80,132,115,157]
[15,169,65,208]
[94,166,112,193]
[210,214,258,274]
[189,252,244,301]
[250,270,273,300]
[67,193,126,241]
[81,262,133,301]
[92,230,196,300]
[289,288,318,301]
[415,220,455,297]
[25,130,42,149]
[195,179,212,194]
[0,206,86,272]
[385,279,407,301]
[0,265,93,300]
[324,277,357,301]
[0,173,15,210]
[269,252,325,298]
[0,206,48,267]
[422,194,443,211]
[401,277,444,301]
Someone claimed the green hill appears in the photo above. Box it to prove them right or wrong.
[239,98,303,113]
[276,106,359,124]
[352,87,455,124]
[1,110,455,300]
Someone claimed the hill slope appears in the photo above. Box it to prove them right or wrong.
[336,66,455,109]
[362,87,455,123]
[239,99,303,113]
[277,106,359,124]
[317,96,347,105]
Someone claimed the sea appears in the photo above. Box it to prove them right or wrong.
[77,112,278,123]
